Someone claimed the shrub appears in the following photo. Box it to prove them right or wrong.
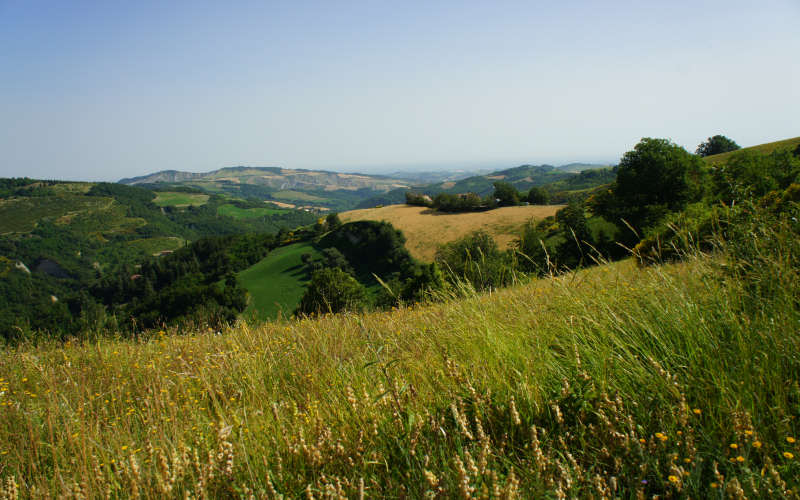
[295,267,367,315]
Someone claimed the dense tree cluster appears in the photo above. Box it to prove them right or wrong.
[295,221,444,314]
[696,135,740,157]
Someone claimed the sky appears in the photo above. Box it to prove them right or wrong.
[1,0,798,181]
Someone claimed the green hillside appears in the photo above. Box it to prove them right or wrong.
[704,136,800,165]
[238,242,321,321]
[0,181,319,336]
[120,166,413,211]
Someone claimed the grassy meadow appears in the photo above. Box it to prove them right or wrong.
[238,242,321,321]
[152,192,210,208]
[2,212,799,498]
[340,204,562,261]
[216,205,289,220]
[126,237,186,256]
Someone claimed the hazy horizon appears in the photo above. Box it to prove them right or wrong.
[1,0,798,182]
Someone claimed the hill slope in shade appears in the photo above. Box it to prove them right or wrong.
[340,204,562,261]
[703,136,800,165]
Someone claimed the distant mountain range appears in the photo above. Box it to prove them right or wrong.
[120,166,409,192]
[118,162,613,211]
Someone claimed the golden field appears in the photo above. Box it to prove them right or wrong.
[339,204,562,261]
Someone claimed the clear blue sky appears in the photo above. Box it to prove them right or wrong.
[1,0,798,181]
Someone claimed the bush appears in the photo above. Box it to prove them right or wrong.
[295,268,367,315]
[435,230,514,291]
[405,192,433,207]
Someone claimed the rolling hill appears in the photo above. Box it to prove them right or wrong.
[340,204,562,261]
[120,166,413,211]
[703,136,800,165]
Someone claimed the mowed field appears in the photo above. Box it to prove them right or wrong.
[237,242,321,321]
[340,204,563,261]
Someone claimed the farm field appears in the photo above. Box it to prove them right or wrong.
[216,204,289,219]
[237,242,321,321]
[340,204,563,261]
[152,192,210,207]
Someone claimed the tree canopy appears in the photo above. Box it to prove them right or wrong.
[696,135,740,157]
[590,138,707,231]
[295,267,367,316]
[492,181,520,206]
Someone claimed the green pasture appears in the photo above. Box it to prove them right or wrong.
[238,242,321,321]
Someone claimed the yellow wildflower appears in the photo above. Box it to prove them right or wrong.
[784,452,794,459]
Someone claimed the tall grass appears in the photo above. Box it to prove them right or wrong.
[1,210,799,498]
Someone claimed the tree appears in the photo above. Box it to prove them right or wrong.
[555,201,592,268]
[320,247,353,274]
[493,181,520,206]
[295,267,367,315]
[325,213,342,231]
[591,138,707,231]
[696,135,740,157]
[514,220,550,274]
[527,186,550,205]
[434,230,512,291]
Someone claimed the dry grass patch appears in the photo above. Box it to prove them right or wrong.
[340,204,562,261]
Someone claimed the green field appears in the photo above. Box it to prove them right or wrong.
[152,191,210,207]
[704,136,800,165]
[216,204,288,219]
[238,242,321,320]
[271,190,326,202]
